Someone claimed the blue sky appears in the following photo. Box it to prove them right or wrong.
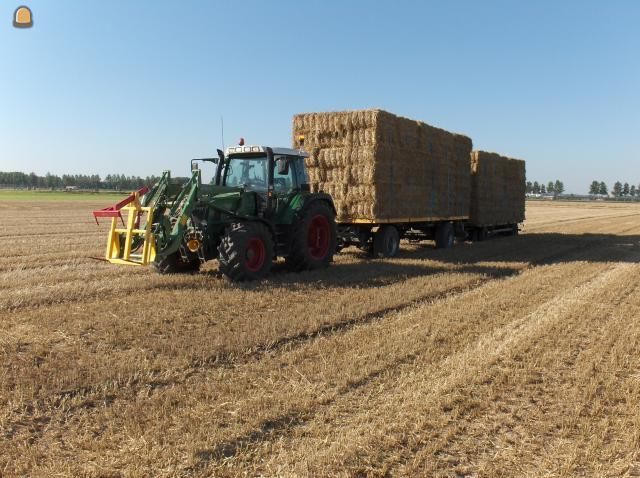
[1,1,639,193]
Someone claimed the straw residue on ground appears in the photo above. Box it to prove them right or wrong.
[1,198,639,477]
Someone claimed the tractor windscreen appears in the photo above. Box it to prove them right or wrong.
[225,155,269,191]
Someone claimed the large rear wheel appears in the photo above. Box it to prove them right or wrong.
[218,222,274,281]
[286,201,337,271]
[372,225,400,258]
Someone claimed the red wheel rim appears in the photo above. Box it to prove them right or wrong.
[308,214,330,260]
[245,237,266,272]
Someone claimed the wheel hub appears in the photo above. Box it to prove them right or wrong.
[245,237,266,272]
[308,214,330,260]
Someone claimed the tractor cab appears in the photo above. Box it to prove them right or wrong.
[208,146,310,221]
[191,146,310,217]
[221,146,309,192]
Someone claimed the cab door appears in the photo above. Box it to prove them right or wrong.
[270,155,302,221]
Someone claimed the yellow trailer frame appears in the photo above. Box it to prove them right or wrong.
[348,215,469,225]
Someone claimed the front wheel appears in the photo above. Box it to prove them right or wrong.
[153,252,201,274]
[286,201,337,271]
[218,222,274,281]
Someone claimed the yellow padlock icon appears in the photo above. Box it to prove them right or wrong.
[13,6,33,28]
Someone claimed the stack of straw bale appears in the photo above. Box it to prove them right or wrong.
[293,109,472,222]
[470,151,526,226]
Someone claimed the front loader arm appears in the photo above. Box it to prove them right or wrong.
[142,170,171,210]
[154,169,200,258]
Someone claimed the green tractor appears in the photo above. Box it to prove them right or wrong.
[104,145,337,281]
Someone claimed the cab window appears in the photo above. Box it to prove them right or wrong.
[273,155,295,192]
[292,157,309,185]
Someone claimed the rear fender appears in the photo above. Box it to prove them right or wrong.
[305,193,336,214]
[296,193,337,218]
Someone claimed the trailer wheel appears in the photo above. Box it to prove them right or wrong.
[372,225,400,258]
[471,227,487,242]
[218,222,273,281]
[153,252,201,274]
[435,222,455,249]
[511,224,519,236]
[286,201,337,271]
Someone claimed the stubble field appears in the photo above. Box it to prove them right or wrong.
[1,198,640,477]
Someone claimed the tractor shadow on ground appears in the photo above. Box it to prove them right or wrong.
[266,259,519,290]
[254,232,640,290]
[200,233,639,291]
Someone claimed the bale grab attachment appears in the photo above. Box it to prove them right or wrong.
[92,187,156,266]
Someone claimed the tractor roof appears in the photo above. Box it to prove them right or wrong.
[225,145,309,158]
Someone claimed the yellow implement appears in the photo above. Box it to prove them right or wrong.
[94,188,156,266]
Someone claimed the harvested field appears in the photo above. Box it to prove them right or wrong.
[1,198,640,477]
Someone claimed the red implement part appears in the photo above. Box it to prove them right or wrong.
[92,186,149,225]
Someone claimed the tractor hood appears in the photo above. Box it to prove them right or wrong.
[201,186,261,218]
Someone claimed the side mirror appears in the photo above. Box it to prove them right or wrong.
[191,157,218,165]
[277,158,289,175]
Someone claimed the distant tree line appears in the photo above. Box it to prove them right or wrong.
[525,180,565,196]
[0,171,160,191]
[589,180,639,198]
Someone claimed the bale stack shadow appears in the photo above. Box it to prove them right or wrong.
[262,233,640,289]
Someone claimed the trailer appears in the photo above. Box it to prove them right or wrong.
[467,150,526,241]
[293,109,525,257]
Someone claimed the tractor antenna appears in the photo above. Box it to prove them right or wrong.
[220,115,225,152]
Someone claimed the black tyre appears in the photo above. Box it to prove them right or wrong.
[153,252,201,274]
[218,222,273,281]
[286,201,337,271]
[434,222,455,249]
[511,224,519,236]
[372,225,400,258]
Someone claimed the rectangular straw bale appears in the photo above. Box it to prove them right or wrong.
[293,109,472,222]
[469,150,526,226]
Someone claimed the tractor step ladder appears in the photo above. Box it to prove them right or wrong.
[93,187,156,266]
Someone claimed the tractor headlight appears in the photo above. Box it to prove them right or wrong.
[186,239,201,252]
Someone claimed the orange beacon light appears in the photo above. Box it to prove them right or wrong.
[13,6,33,28]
